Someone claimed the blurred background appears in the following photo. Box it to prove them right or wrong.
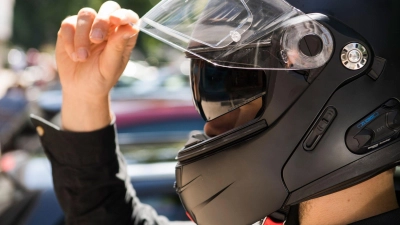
[0,0,205,224]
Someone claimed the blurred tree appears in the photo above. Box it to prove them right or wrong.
[11,0,169,65]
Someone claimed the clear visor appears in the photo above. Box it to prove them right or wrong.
[140,0,333,70]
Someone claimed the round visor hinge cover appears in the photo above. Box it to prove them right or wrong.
[341,43,368,70]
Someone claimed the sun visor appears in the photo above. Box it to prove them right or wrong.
[140,0,334,70]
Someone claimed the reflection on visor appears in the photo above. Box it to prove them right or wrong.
[191,59,267,121]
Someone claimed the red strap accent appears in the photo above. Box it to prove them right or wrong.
[263,217,284,225]
[185,212,194,222]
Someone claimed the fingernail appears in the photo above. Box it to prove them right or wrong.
[91,28,103,40]
[77,48,88,60]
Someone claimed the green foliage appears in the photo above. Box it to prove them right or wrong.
[11,0,164,60]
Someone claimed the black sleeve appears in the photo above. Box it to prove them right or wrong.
[30,115,170,225]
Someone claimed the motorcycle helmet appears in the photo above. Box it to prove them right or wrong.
[139,0,400,224]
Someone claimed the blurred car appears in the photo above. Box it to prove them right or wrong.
[43,98,205,150]
[0,87,30,152]
[36,60,205,144]
[113,100,204,145]
[0,151,189,225]
[36,61,193,117]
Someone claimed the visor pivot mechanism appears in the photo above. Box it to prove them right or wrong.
[341,43,368,70]
[230,30,241,42]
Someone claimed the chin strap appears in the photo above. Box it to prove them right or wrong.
[262,217,284,225]
[261,206,290,225]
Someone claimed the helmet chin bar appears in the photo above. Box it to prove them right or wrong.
[174,14,397,225]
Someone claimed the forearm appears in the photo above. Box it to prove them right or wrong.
[61,92,112,131]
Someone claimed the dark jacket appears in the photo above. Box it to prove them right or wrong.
[31,116,400,225]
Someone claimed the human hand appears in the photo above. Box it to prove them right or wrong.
[56,1,139,131]
[57,0,139,99]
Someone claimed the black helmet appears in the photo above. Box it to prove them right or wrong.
[140,0,400,224]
